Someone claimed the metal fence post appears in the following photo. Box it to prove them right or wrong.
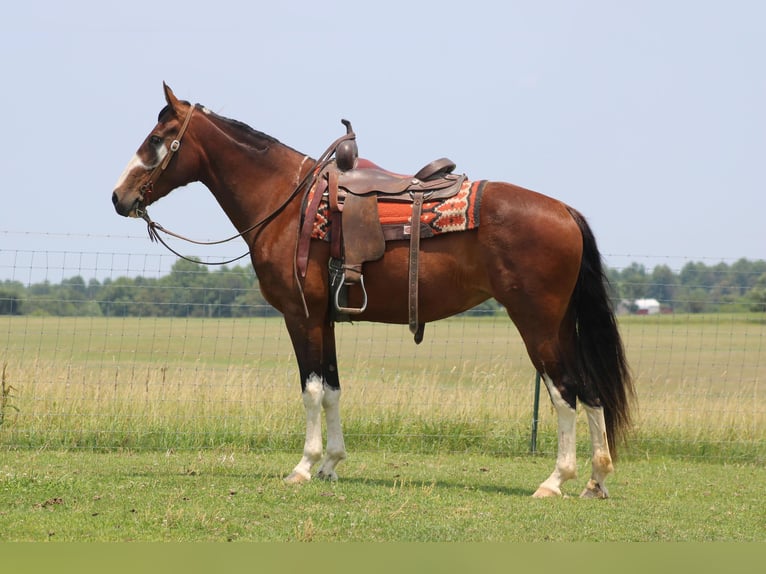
[530,371,541,454]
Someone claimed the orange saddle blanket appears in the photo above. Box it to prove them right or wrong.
[307,173,487,242]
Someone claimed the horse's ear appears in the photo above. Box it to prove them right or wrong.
[163,82,181,111]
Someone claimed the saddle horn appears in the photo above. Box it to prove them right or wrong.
[335,119,358,172]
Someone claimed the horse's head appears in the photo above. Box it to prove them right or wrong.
[112,83,198,217]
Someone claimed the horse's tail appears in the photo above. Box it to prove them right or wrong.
[566,207,635,457]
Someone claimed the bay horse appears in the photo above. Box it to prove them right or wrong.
[111,84,633,498]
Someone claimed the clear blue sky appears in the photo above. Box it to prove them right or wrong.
[1,1,764,282]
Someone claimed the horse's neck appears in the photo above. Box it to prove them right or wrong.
[200,136,307,235]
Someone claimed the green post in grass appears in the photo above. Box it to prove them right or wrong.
[530,371,541,454]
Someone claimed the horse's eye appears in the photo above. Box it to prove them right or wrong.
[149,135,162,146]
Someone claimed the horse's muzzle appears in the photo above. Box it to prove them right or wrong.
[112,191,141,217]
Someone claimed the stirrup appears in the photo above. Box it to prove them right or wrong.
[334,272,368,315]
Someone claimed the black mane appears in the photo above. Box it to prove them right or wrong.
[157,101,303,156]
[207,109,281,151]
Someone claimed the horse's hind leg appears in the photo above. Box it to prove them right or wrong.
[533,373,578,498]
[506,308,581,497]
[580,404,613,499]
[533,378,614,498]
[527,340,614,498]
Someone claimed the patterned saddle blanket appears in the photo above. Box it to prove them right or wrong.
[307,176,486,242]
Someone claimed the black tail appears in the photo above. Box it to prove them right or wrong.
[566,207,635,457]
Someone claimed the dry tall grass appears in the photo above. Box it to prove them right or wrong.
[1,314,763,460]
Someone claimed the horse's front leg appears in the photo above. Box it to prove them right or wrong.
[315,385,345,480]
[316,321,346,481]
[285,372,325,484]
[283,318,346,484]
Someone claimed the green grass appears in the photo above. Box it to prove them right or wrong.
[1,448,764,542]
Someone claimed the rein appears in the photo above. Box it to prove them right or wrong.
[139,154,311,266]
[137,119,357,267]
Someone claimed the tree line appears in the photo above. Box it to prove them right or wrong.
[1,257,765,317]
[0,259,274,318]
[606,258,766,313]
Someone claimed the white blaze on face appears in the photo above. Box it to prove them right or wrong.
[113,154,148,190]
[113,144,169,190]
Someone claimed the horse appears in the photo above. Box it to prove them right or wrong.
[111,83,634,498]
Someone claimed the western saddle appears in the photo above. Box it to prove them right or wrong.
[298,120,466,343]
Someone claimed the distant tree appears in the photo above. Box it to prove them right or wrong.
[159,259,211,317]
[676,286,710,313]
[62,276,87,295]
[0,281,24,315]
[679,261,717,290]
[648,264,677,306]
[616,263,650,301]
[98,276,141,317]
[746,272,766,312]
[206,265,258,317]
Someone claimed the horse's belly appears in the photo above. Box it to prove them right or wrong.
[348,233,492,324]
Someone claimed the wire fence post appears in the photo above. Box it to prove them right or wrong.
[530,371,541,454]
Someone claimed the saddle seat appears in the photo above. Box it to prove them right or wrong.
[337,157,461,201]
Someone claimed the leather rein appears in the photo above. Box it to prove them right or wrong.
[135,104,356,267]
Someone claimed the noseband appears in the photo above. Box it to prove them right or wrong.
[137,104,196,211]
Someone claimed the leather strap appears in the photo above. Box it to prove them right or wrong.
[139,103,196,202]
[161,103,196,170]
[408,192,424,338]
[296,176,328,278]
[328,168,341,212]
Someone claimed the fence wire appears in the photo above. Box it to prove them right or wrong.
[1,235,764,463]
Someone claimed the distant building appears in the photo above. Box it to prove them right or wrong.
[634,298,661,315]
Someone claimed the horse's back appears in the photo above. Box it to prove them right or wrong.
[349,180,584,325]
[479,181,583,246]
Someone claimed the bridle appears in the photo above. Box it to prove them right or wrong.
[136,103,196,211]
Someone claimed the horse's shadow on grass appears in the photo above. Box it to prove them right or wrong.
[330,475,532,497]
[122,459,535,497]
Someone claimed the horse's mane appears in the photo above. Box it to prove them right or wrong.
[205,109,281,151]
[158,101,287,153]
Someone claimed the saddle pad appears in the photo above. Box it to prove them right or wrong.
[308,179,487,241]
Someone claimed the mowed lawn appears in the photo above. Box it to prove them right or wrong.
[1,449,764,542]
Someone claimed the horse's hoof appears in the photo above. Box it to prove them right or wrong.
[284,471,311,485]
[532,486,561,498]
[316,469,338,482]
[579,480,609,499]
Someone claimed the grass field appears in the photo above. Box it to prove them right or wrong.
[1,313,765,541]
[1,449,764,542]
[1,313,763,460]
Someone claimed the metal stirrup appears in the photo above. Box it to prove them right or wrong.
[334,273,368,315]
